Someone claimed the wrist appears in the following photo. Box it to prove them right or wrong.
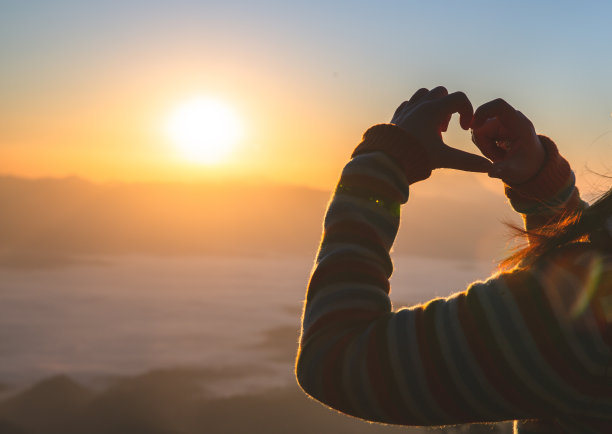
[505,135,571,203]
[351,124,432,185]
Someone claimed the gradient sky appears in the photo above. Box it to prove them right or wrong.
[2,0,611,190]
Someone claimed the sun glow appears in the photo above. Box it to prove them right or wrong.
[165,98,243,164]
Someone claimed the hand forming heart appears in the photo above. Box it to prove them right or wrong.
[391,87,546,184]
[471,98,546,184]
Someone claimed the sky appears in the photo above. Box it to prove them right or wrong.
[1,0,612,191]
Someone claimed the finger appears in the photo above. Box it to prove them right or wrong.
[392,100,410,120]
[472,116,504,137]
[516,110,536,130]
[471,131,505,161]
[406,88,429,105]
[441,113,452,133]
[488,160,517,182]
[438,146,493,173]
[488,161,507,179]
[470,118,507,160]
[423,85,448,101]
[432,91,473,129]
[471,98,518,129]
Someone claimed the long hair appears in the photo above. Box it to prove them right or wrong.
[500,188,612,270]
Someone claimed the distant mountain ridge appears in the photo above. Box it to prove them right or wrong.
[0,174,520,267]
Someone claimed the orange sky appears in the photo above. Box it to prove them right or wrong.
[2,2,611,193]
[0,51,366,189]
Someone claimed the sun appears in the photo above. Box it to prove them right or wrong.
[165,98,243,164]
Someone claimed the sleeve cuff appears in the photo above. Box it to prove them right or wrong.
[351,124,432,185]
[504,135,572,204]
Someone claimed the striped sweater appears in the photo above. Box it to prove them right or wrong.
[296,124,612,433]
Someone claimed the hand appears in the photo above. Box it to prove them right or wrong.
[471,99,546,184]
[390,86,492,173]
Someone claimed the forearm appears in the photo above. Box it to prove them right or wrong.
[296,125,421,421]
[303,124,430,321]
[505,135,587,233]
[297,126,496,425]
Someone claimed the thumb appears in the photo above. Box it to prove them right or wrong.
[488,161,513,180]
[437,146,493,173]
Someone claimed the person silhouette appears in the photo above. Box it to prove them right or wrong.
[296,86,612,433]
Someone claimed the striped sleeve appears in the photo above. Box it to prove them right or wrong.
[504,135,587,233]
[295,126,612,429]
